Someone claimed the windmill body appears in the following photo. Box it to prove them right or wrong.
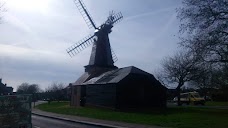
[85,24,118,73]
[67,0,122,75]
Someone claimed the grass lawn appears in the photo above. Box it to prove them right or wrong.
[37,101,228,128]
[205,101,228,106]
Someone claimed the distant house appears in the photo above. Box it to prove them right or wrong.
[0,78,13,95]
[70,66,167,109]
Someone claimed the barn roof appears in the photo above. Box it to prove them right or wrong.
[78,66,155,85]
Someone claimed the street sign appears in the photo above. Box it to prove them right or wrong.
[0,94,32,128]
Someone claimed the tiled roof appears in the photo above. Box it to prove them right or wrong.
[81,66,155,85]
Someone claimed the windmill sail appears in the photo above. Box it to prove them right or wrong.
[67,34,95,57]
[111,47,118,63]
[74,0,97,29]
[105,11,123,26]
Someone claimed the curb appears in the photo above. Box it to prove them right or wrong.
[32,112,127,128]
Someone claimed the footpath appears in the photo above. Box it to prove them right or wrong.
[32,108,163,128]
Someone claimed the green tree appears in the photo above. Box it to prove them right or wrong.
[17,83,41,94]
[17,83,42,103]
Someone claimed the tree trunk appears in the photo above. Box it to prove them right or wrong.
[177,86,181,106]
[176,80,184,106]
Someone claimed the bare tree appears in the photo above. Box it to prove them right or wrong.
[176,0,228,101]
[0,1,6,23]
[212,65,228,90]
[161,51,199,105]
[153,69,168,87]
[45,82,67,102]
[177,0,228,63]
[189,62,215,98]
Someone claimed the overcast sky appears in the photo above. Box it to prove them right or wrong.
[0,0,182,91]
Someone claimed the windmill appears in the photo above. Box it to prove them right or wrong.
[67,0,123,73]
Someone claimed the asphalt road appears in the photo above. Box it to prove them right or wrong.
[32,115,105,128]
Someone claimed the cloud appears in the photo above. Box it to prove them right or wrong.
[6,0,52,14]
[0,43,90,90]
[5,13,32,33]
[124,6,176,21]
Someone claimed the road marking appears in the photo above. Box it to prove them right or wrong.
[34,126,40,128]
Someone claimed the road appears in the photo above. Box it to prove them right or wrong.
[32,100,47,108]
[32,115,105,128]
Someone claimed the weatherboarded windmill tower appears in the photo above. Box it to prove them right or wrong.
[68,0,167,109]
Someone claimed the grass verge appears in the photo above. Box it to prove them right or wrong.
[37,101,228,128]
